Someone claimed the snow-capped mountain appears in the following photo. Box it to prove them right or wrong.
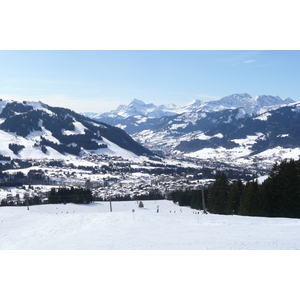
[0,98,153,160]
[81,93,300,170]
[85,94,295,134]
[84,98,215,134]
[200,93,295,111]
[89,98,180,119]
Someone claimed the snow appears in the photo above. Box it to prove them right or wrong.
[135,117,148,123]
[257,175,269,184]
[26,101,55,114]
[213,133,223,138]
[231,134,261,146]
[235,108,246,118]
[1,200,300,250]
[0,129,68,159]
[0,121,145,162]
[196,132,211,140]
[256,147,300,161]
[170,123,188,130]
[95,137,142,161]
[277,133,289,137]
[255,112,272,121]
[62,121,87,135]
[186,146,252,161]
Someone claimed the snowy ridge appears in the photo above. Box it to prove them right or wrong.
[97,98,179,119]
[84,93,296,135]
[86,93,296,119]
[0,98,154,160]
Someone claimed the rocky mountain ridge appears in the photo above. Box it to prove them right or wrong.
[85,93,295,134]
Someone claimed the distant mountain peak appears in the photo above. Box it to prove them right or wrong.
[248,95,295,108]
[190,99,204,106]
[129,98,146,106]
[226,93,252,99]
[219,93,252,101]
[284,97,295,103]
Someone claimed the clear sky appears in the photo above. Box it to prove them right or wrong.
[0,50,299,113]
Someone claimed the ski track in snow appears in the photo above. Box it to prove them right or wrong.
[1,200,300,250]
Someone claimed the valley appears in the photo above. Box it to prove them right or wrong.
[1,94,300,207]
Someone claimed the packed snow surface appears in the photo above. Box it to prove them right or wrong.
[1,200,300,250]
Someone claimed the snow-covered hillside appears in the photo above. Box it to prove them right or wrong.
[0,98,153,160]
[1,200,300,250]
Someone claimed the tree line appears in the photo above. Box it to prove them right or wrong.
[171,158,300,219]
[170,189,208,211]
[48,187,94,204]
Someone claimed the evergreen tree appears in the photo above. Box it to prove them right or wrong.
[256,183,268,217]
[227,179,243,215]
[171,190,191,207]
[190,190,202,210]
[47,187,94,204]
[48,188,57,204]
[208,172,229,214]
[263,162,282,217]
[240,180,259,216]
[262,159,300,218]
[278,159,300,218]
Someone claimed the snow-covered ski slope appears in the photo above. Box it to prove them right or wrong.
[1,200,300,250]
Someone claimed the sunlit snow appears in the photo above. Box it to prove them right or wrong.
[1,200,300,250]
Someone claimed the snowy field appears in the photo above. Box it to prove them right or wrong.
[2,200,299,300]
[1,200,300,250]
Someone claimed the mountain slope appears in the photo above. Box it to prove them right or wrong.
[131,101,300,172]
[173,102,300,154]
[0,99,153,160]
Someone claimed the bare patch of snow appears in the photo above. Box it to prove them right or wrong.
[62,121,87,135]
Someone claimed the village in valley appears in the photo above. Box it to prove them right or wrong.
[0,152,257,207]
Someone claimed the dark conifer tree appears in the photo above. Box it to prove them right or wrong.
[263,162,282,217]
[48,188,57,204]
[227,179,243,215]
[208,172,229,214]
[240,180,259,216]
[262,159,300,218]
[279,159,300,218]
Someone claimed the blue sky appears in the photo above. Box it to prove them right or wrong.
[0,50,299,113]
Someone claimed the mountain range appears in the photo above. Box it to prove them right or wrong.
[1,93,299,173]
[85,93,296,134]
[85,94,300,170]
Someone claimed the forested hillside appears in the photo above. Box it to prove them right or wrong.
[171,158,300,218]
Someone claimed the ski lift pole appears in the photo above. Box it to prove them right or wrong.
[132,209,135,221]
[109,197,112,212]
